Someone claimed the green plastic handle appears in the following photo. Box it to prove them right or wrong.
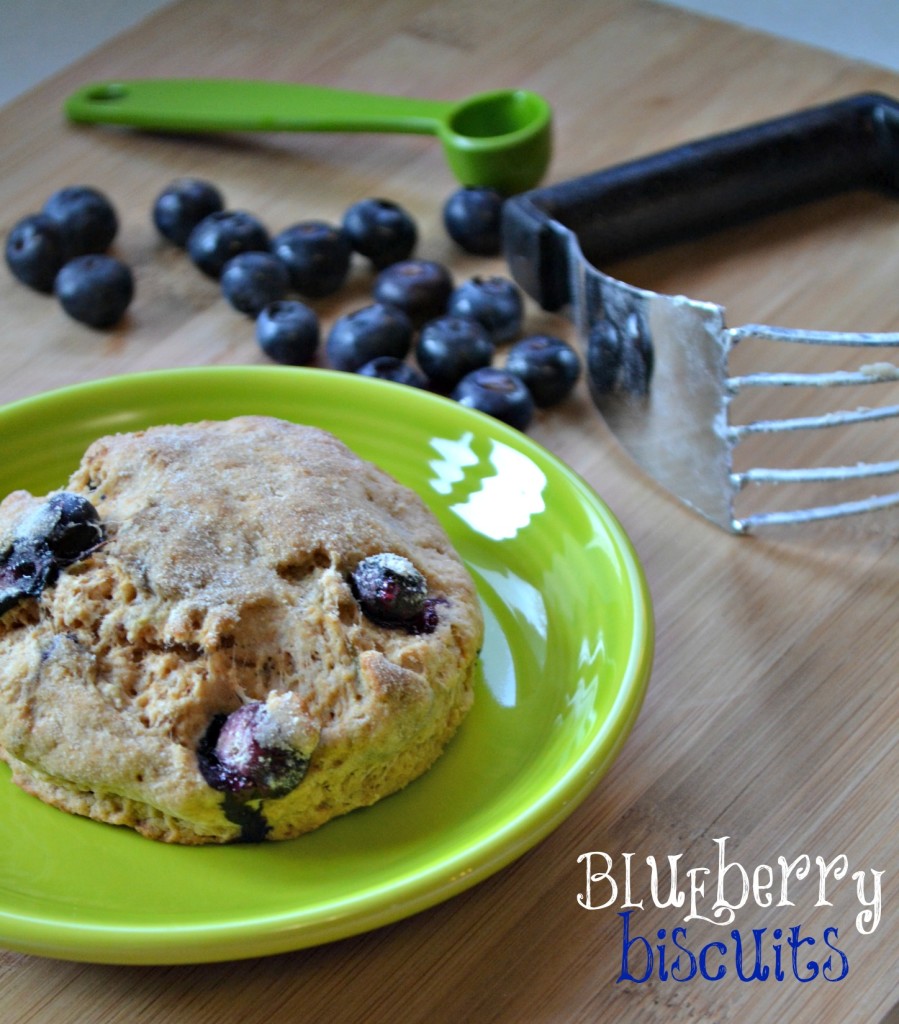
[65,78,455,136]
[64,78,553,192]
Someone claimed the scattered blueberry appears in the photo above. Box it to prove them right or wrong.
[255,300,320,365]
[4,214,66,292]
[342,197,417,269]
[357,356,428,389]
[505,335,581,407]
[326,302,413,372]
[152,177,225,246]
[452,366,535,430]
[54,253,134,329]
[415,315,494,392]
[349,552,437,632]
[447,275,522,343]
[186,209,270,279]
[372,258,453,327]
[42,185,118,258]
[442,186,505,255]
[271,221,352,297]
[220,250,290,316]
[198,702,309,801]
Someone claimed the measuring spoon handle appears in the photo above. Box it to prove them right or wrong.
[65,78,455,137]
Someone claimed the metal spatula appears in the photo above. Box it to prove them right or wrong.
[503,93,899,533]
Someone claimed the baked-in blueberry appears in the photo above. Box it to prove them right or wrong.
[357,356,428,389]
[39,492,105,565]
[0,492,104,615]
[505,334,582,407]
[415,315,494,392]
[54,253,134,329]
[255,300,320,365]
[42,185,118,258]
[342,197,417,269]
[372,259,453,327]
[152,177,225,247]
[447,275,522,343]
[220,251,290,316]
[326,302,413,372]
[4,214,67,293]
[0,540,56,615]
[198,703,310,801]
[271,221,352,297]
[349,553,431,628]
[186,210,270,279]
[452,366,535,430]
[442,185,505,255]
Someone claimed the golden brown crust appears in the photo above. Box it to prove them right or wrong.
[0,417,482,843]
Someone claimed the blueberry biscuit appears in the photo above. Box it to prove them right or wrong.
[0,416,482,844]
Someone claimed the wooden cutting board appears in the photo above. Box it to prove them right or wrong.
[0,2,897,1022]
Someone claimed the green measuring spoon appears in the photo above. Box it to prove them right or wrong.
[64,78,552,194]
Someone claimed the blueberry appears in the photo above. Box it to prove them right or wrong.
[4,214,66,292]
[198,702,309,801]
[0,492,104,616]
[342,197,417,269]
[220,251,290,316]
[152,177,225,247]
[349,552,437,632]
[255,300,320,365]
[415,315,494,392]
[0,540,56,615]
[372,259,453,327]
[272,221,352,297]
[186,210,270,279]
[505,335,582,407]
[37,492,105,565]
[42,185,118,258]
[442,186,505,255]
[452,366,535,430]
[357,356,428,389]
[54,253,134,329]
[447,275,523,343]
[326,302,413,372]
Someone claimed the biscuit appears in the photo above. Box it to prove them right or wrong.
[0,416,482,843]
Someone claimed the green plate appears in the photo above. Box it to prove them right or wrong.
[0,367,652,964]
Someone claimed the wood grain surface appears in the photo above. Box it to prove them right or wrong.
[0,1,897,1021]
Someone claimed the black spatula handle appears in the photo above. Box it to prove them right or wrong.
[503,92,899,310]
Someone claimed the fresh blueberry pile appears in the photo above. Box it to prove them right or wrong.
[5,185,133,328]
[5,180,583,430]
[255,300,320,366]
[326,302,413,372]
[442,185,505,255]
[54,254,135,329]
[152,177,224,246]
[342,197,417,269]
[415,315,494,392]
[453,366,535,431]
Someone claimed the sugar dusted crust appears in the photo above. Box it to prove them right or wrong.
[0,416,482,844]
